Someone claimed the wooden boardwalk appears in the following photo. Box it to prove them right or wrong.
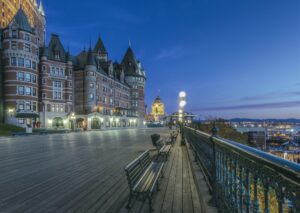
[120,137,202,213]
[0,129,202,213]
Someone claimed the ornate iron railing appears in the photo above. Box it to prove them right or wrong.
[184,126,300,213]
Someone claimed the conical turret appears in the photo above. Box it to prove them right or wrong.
[86,48,96,66]
[39,0,45,16]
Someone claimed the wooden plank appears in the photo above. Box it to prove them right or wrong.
[173,144,183,213]
[182,146,194,213]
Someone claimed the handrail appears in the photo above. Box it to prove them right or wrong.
[187,127,300,173]
[184,126,300,213]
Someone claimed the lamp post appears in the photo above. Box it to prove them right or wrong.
[70,112,76,131]
[178,91,186,146]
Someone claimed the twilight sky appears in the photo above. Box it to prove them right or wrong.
[43,0,300,119]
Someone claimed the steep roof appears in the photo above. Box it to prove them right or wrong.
[10,8,34,33]
[94,37,107,53]
[45,34,67,62]
[154,96,162,103]
[121,47,146,78]
[86,48,96,66]
[38,0,45,16]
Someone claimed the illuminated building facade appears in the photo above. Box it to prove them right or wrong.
[73,38,146,130]
[0,2,147,129]
[151,96,165,122]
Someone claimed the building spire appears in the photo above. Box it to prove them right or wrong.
[128,37,131,47]
[39,0,45,16]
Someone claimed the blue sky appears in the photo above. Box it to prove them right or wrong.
[44,0,300,119]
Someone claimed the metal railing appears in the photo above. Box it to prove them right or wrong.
[184,126,300,213]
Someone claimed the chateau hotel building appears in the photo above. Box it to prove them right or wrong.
[0,0,147,130]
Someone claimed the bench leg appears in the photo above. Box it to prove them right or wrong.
[156,181,160,191]
[126,193,132,209]
[148,195,154,212]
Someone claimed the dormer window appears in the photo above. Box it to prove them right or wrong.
[12,30,17,38]
[55,51,60,59]
[25,34,30,41]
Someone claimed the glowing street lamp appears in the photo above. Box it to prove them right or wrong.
[178,91,187,146]
[179,91,186,98]
[70,112,76,131]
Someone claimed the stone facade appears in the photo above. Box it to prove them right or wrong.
[0,3,147,130]
[73,38,146,130]
[2,9,40,127]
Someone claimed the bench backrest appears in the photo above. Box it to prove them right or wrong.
[125,150,152,190]
[156,139,164,149]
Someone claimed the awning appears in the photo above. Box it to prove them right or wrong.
[16,113,39,118]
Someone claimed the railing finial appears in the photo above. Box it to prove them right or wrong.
[211,121,219,137]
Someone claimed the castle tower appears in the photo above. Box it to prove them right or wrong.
[39,34,73,128]
[151,96,165,122]
[2,8,39,127]
[83,48,97,114]
[121,46,146,119]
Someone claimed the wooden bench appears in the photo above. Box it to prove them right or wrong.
[125,150,164,211]
[156,139,171,159]
[11,132,28,136]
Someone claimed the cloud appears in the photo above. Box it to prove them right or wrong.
[239,91,300,102]
[195,100,300,111]
[155,45,186,60]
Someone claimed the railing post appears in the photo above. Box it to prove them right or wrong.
[245,170,251,213]
[263,180,270,213]
[239,165,244,213]
[210,122,218,208]
[253,174,261,213]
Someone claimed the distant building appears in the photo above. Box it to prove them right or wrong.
[248,131,266,150]
[151,96,165,122]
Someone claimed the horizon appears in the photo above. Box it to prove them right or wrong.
[43,0,300,119]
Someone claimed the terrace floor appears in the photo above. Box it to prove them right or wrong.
[0,128,203,213]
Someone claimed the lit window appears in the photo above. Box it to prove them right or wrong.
[18,104,24,110]
[11,57,17,66]
[90,83,94,88]
[25,34,30,41]
[17,86,24,95]
[12,30,17,38]
[18,57,24,67]
[25,44,31,52]
[90,93,94,100]
[25,101,31,110]
[32,61,37,70]
[18,72,24,81]
[25,59,31,68]
[25,87,31,96]
[25,73,31,82]
[32,75,37,83]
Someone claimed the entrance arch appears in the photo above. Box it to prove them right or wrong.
[76,118,85,129]
[53,117,64,128]
[91,117,101,129]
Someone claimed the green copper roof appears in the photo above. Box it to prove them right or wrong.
[11,8,33,33]
[94,37,107,53]
[86,48,96,66]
